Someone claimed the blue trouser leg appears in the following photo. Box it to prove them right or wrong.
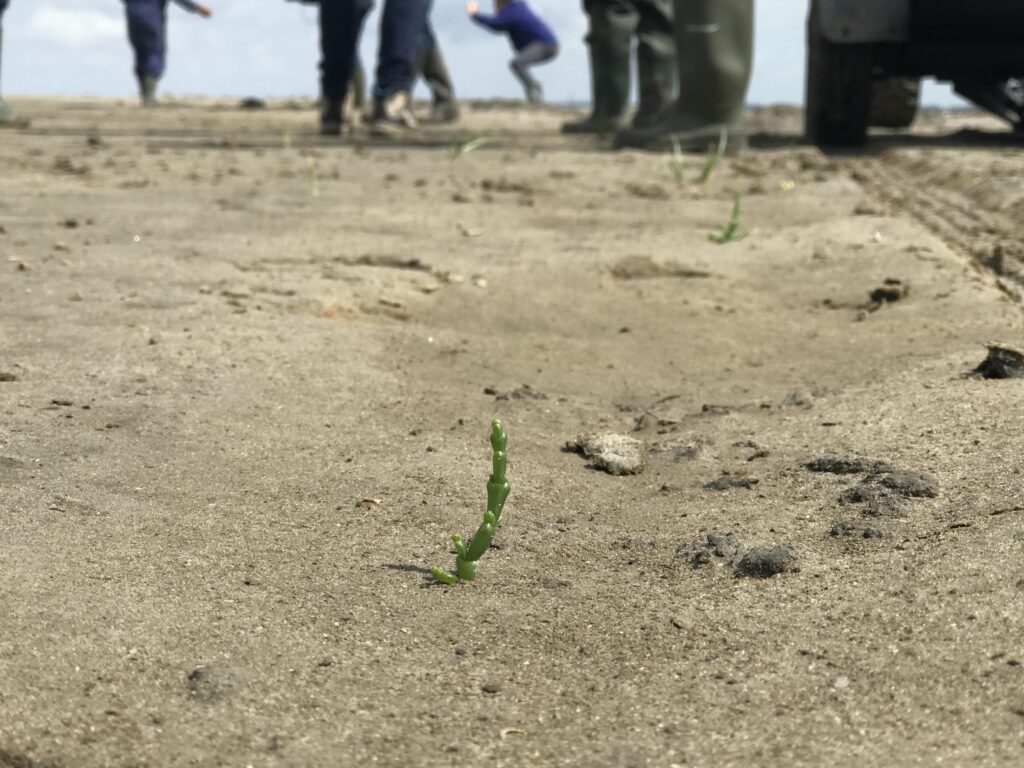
[319,0,371,102]
[374,0,427,98]
[417,0,436,53]
[124,0,168,79]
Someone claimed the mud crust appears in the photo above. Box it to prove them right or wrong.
[850,152,1024,303]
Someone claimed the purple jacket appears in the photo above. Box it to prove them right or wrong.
[472,1,558,51]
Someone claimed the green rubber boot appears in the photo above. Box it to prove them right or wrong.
[633,2,677,128]
[139,75,159,108]
[615,0,753,151]
[417,45,459,123]
[562,1,632,134]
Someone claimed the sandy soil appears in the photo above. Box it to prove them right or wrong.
[2,97,1024,768]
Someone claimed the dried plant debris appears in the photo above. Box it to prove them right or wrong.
[565,433,644,475]
[973,342,1024,380]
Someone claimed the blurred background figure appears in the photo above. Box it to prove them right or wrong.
[468,0,558,104]
[562,0,675,134]
[123,0,212,107]
[417,0,459,122]
[615,0,753,150]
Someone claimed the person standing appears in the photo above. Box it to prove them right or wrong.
[614,0,753,150]
[122,0,212,107]
[467,0,559,104]
[562,0,675,134]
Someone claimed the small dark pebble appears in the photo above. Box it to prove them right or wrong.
[481,682,501,694]
[704,474,759,491]
[185,664,239,702]
[806,456,895,475]
[735,546,798,578]
[51,399,73,407]
[0,372,17,382]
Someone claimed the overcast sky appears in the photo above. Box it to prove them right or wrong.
[1,0,963,106]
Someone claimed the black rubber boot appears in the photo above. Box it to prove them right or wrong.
[320,98,343,135]
[615,0,753,151]
[562,3,632,134]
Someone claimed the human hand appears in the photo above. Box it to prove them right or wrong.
[467,2,478,14]
[196,4,212,17]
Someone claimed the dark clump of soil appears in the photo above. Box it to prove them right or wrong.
[869,278,910,304]
[973,342,1024,379]
[806,456,895,475]
[839,483,907,517]
[704,474,759,491]
[735,546,798,578]
[876,470,939,498]
[678,532,744,568]
[185,664,241,703]
[830,520,884,539]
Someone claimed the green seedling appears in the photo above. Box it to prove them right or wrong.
[450,135,491,162]
[708,192,746,244]
[697,127,728,185]
[666,136,685,186]
[431,419,511,585]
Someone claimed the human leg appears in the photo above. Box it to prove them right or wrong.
[319,0,371,134]
[633,0,675,127]
[562,0,636,133]
[615,0,753,150]
[124,0,168,104]
[371,0,427,134]
[510,42,558,103]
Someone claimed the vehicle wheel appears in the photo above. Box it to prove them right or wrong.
[871,78,920,129]
[805,0,873,147]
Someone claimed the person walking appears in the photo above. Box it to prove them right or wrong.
[562,0,675,134]
[614,0,754,151]
[122,0,212,107]
[467,0,559,104]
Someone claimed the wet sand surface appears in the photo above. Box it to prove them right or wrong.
[2,98,1024,767]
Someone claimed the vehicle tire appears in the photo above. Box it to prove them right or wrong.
[871,77,920,129]
[805,0,873,147]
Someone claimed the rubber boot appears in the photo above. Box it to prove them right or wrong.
[615,0,753,151]
[369,90,417,137]
[633,36,676,128]
[139,75,159,108]
[562,4,632,134]
[321,98,343,135]
[417,45,459,123]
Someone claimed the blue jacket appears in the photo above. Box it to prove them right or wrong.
[472,2,557,51]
